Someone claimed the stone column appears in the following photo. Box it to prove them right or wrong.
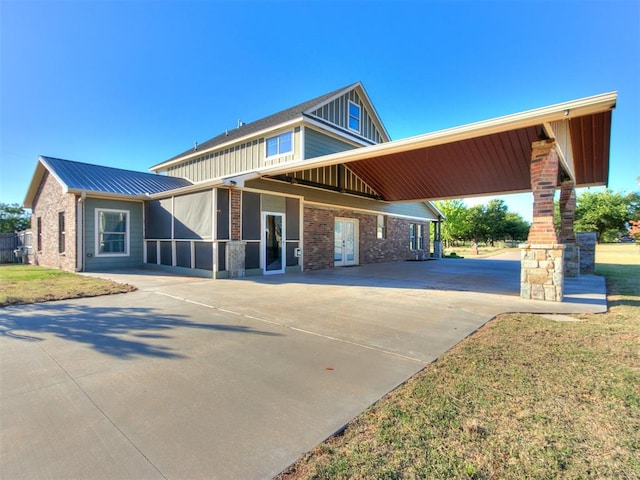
[559,179,580,277]
[521,140,564,301]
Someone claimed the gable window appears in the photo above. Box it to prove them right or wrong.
[409,223,423,250]
[266,131,293,158]
[348,101,361,132]
[96,208,129,256]
[58,212,65,253]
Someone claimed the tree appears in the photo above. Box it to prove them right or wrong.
[435,199,469,247]
[0,203,31,233]
[574,189,639,242]
[503,211,530,241]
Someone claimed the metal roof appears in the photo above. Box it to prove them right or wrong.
[257,92,617,202]
[24,156,192,207]
[151,82,364,170]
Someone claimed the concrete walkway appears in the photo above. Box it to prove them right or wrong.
[0,255,606,479]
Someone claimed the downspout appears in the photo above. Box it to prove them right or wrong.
[76,192,86,272]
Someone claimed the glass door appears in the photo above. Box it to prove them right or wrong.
[334,218,358,267]
[263,212,285,274]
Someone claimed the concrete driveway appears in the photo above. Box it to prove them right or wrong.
[0,254,606,479]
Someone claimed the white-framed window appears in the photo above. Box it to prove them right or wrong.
[348,101,361,132]
[376,214,386,239]
[266,131,293,158]
[95,208,130,256]
[409,223,423,250]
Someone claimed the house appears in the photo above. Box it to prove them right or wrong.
[24,82,443,277]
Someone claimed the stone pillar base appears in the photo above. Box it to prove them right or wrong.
[576,232,596,274]
[227,241,246,278]
[433,240,442,259]
[563,243,580,277]
[520,244,565,302]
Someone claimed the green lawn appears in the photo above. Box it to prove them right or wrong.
[0,265,135,306]
[278,244,640,479]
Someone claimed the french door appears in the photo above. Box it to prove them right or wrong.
[263,212,285,274]
[334,217,358,267]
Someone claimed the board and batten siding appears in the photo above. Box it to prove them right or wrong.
[308,90,385,144]
[167,127,302,182]
[83,198,144,270]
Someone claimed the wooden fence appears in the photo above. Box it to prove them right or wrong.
[0,230,32,264]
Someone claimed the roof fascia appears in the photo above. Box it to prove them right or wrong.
[355,82,392,141]
[424,201,445,219]
[150,118,304,172]
[302,82,361,114]
[256,91,618,179]
[23,156,71,208]
[66,189,148,202]
[146,178,225,199]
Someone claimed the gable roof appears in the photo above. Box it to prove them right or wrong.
[151,82,388,172]
[24,156,192,208]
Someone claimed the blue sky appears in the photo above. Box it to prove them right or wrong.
[1,0,638,221]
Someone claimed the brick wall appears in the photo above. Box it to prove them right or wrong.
[31,171,77,271]
[230,189,241,241]
[302,205,430,271]
[527,140,559,245]
[558,179,576,243]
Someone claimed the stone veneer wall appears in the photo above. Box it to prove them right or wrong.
[226,240,246,278]
[563,244,580,277]
[520,244,565,302]
[303,205,429,271]
[576,232,597,274]
[31,171,77,271]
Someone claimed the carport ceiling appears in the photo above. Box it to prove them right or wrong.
[261,92,616,202]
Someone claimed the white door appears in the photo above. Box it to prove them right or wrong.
[334,217,358,267]
[263,212,285,274]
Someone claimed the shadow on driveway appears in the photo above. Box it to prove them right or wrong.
[0,302,281,359]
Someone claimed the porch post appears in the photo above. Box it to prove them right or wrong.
[520,139,564,301]
[559,179,580,277]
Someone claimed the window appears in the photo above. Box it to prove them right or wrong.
[58,212,65,253]
[348,101,361,132]
[37,217,42,251]
[376,215,386,239]
[409,223,423,250]
[96,209,129,256]
[266,131,293,158]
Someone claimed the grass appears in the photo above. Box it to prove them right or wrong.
[0,264,136,306]
[277,244,640,479]
[443,245,511,259]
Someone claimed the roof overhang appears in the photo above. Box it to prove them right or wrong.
[255,92,616,202]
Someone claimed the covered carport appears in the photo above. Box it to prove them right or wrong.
[254,92,617,302]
